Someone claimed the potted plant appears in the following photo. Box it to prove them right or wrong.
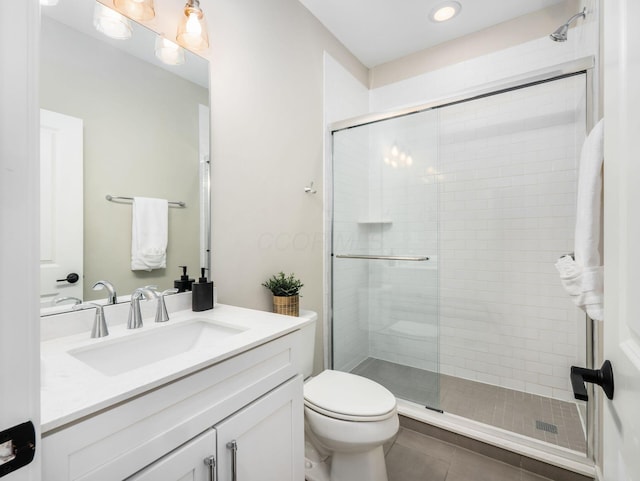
[262,272,303,317]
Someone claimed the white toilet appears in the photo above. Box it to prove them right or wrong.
[300,312,399,481]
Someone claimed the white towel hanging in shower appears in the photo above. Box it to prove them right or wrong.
[555,118,604,321]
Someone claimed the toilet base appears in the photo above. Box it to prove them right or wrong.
[330,445,388,481]
[305,445,388,481]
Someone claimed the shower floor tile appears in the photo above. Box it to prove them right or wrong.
[351,358,586,453]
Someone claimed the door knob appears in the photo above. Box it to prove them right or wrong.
[570,360,614,401]
[56,273,79,284]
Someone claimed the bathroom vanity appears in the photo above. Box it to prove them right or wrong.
[40,300,311,480]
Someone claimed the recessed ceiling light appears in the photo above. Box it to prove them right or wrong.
[429,1,462,22]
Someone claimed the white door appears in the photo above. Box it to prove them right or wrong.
[0,0,40,480]
[602,1,640,480]
[215,376,304,481]
[39,109,83,306]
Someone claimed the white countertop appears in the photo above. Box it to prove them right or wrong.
[41,303,313,433]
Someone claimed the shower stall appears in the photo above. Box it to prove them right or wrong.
[330,59,594,459]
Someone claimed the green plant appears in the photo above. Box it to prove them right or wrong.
[262,272,303,297]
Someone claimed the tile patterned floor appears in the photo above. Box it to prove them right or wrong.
[385,428,578,481]
[353,358,587,453]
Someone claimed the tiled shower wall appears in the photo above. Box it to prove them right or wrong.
[436,76,586,401]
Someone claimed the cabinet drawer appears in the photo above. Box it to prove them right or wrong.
[43,332,300,481]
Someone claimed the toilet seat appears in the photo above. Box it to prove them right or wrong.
[304,370,396,422]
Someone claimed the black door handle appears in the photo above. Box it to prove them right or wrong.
[56,273,79,284]
[0,421,36,477]
[570,360,614,401]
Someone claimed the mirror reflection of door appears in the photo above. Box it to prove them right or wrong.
[40,109,83,307]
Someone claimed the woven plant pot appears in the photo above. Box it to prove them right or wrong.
[273,295,299,317]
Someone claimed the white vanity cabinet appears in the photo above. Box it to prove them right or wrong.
[42,331,304,481]
[126,375,303,481]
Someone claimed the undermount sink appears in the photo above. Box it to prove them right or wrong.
[68,318,246,376]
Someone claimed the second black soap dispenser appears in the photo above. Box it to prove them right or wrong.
[174,266,195,293]
[192,268,213,312]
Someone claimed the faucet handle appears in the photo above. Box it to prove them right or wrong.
[155,288,179,323]
[73,302,108,338]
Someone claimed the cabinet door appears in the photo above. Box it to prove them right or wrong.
[126,429,216,481]
[215,375,304,481]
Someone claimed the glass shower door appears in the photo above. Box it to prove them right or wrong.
[331,110,440,410]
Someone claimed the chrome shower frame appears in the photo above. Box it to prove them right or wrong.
[326,55,598,467]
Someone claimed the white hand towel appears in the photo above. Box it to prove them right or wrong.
[131,197,168,271]
[555,119,604,321]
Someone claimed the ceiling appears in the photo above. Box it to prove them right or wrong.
[298,0,566,68]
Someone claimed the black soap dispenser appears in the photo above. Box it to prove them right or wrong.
[174,266,195,293]
[192,268,213,312]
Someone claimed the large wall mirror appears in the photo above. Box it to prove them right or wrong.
[40,0,210,315]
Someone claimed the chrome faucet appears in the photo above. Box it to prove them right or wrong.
[93,280,117,305]
[127,287,157,329]
[73,302,109,338]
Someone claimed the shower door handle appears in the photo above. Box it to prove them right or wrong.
[570,360,614,401]
[335,254,429,261]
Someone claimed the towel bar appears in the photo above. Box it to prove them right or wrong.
[105,194,185,207]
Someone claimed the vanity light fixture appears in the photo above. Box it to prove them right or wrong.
[429,1,462,22]
[155,36,185,65]
[176,0,209,51]
[40,0,59,6]
[93,2,132,40]
[113,0,155,21]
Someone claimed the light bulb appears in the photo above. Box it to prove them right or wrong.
[391,145,399,157]
[40,0,59,6]
[406,156,413,166]
[186,12,202,36]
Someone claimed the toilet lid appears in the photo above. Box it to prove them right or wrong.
[304,370,396,421]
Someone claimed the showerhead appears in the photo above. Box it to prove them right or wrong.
[550,8,586,42]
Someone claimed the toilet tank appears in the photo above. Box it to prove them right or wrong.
[298,310,317,379]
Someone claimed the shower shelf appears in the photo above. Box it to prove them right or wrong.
[357,219,392,225]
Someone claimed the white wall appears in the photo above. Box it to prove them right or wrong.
[205,0,367,374]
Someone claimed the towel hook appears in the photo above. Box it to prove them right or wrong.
[304,181,317,194]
